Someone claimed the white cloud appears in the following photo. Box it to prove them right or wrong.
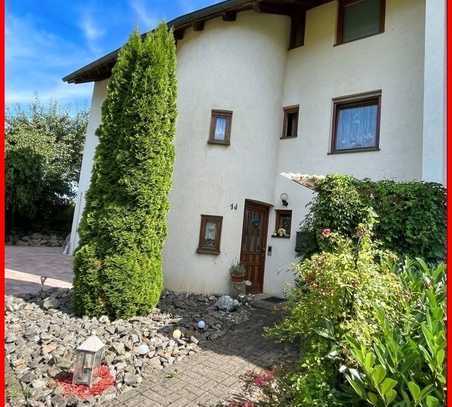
[6,12,95,110]
[130,0,160,30]
[6,80,93,105]
[80,13,105,42]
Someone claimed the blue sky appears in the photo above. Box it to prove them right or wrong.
[6,0,217,112]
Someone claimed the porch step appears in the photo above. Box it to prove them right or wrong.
[251,294,287,312]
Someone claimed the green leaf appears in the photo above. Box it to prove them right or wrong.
[425,395,440,407]
[367,391,379,405]
[372,365,386,385]
[407,381,421,403]
[380,378,398,397]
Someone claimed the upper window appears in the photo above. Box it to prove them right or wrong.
[289,13,306,49]
[197,215,223,255]
[336,0,386,45]
[331,91,381,153]
[208,110,232,145]
[281,106,299,139]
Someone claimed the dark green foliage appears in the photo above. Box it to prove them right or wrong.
[73,25,177,319]
[5,101,87,235]
[344,260,445,406]
[300,175,445,262]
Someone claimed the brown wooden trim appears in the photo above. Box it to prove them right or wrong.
[174,28,185,40]
[281,105,299,139]
[192,21,205,31]
[335,0,386,46]
[246,199,273,208]
[330,90,382,154]
[208,110,233,146]
[222,11,237,21]
[197,215,223,255]
[289,10,306,49]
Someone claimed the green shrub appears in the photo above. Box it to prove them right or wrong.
[5,101,87,234]
[343,260,445,406]
[268,215,405,406]
[73,25,177,319]
[299,175,445,262]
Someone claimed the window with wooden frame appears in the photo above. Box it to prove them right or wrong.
[274,210,292,238]
[336,0,386,45]
[331,91,381,154]
[289,12,306,49]
[208,110,232,145]
[281,105,299,139]
[197,215,223,254]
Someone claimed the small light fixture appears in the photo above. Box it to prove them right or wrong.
[280,193,289,207]
[73,335,105,387]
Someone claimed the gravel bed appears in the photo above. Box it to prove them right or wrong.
[5,288,253,406]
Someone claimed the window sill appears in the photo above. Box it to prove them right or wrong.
[272,235,290,239]
[280,136,297,140]
[196,248,220,255]
[207,140,230,146]
[328,147,380,155]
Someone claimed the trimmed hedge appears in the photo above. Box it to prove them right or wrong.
[73,25,177,319]
[300,175,445,262]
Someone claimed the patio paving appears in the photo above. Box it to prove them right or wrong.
[5,245,73,296]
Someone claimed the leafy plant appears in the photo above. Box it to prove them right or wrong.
[73,25,177,319]
[5,100,87,234]
[298,175,445,262]
[343,261,445,406]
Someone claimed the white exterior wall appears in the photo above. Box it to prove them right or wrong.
[265,0,426,296]
[70,0,432,297]
[69,79,108,253]
[422,0,446,184]
[165,12,289,294]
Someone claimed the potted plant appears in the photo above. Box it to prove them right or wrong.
[230,262,247,283]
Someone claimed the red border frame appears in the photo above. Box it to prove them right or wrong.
[447,0,451,404]
[1,0,5,400]
[0,0,450,405]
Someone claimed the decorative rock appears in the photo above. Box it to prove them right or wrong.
[172,329,182,340]
[214,295,238,312]
[32,378,47,389]
[124,373,138,386]
[137,343,150,355]
[197,320,206,330]
[112,342,125,355]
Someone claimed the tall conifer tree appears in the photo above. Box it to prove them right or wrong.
[73,25,177,319]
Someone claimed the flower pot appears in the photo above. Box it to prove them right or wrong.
[231,274,245,283]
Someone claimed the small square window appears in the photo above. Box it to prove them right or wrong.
[274,210,292,238]
[331,91,381,153]
[336,0,385,45]
[208,110,232,145]
[197,215,223,254]
[281,106,299,139]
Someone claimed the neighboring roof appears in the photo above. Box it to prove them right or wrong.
[63,0,331,84]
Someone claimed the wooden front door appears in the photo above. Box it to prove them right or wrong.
[240,200,270,294]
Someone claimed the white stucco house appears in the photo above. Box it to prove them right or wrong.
[64,0,445,297]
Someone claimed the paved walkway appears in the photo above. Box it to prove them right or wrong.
[5,246,73,296]
[109,306,295,407]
